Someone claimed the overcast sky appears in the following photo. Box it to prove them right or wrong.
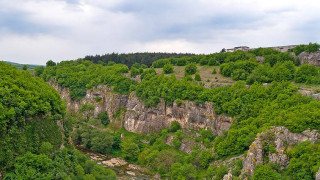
[0,0,319,65]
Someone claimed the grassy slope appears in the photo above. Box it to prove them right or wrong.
[155,65,234,87]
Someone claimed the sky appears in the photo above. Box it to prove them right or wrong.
[0,0,320,65]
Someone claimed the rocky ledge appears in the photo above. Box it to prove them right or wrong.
[241,126,320,178]
[50,81,232,135]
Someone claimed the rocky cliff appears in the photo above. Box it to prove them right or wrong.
[299,51,320,66]
[241,126,320,178]
[50,81,232,135]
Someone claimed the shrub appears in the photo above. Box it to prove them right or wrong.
[130,67,140,77]
[121,139,140,162]
[295,64,319,83]
[169,121,181,132]
[212,68,217,74]
[163,64,174,74]
[172,137,181,149]
[195,72,202,81]
[185,63,197,75]
[199,150,213,168]
[252,164,281,180]
[98,111,110,126]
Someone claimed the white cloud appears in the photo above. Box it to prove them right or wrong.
[0,0,320,64]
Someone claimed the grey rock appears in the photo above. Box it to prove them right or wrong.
[241,126,320,178]
[51,81,232,135]
[299,51,320,66]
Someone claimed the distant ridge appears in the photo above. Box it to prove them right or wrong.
[2,61,42,70]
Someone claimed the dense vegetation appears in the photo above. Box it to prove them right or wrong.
[84,52,195,67]
[0,62,117,178]
[290,43,320,55]
[0,62,64,173]
[6,43,320,179]
[38,60,136,100]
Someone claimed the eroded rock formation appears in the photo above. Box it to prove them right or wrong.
[299,51,320,66]
[241,126,320,178]
[50,81,232,135]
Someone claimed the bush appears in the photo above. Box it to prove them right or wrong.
[169,121,181,132]
[252,164,281,180]
[195,72,202,81]
[97,111,110,126]
[121,139,140,162]
[295,64,319,83]
[130,67,140,77]
[199,150,213,168]
[212,68,217,74]
[172,137,181,149]
[215,165,228,180]
[185,63,197,75]
[39,142,53,155]
[163,64,174,74]
[91,132,114,154]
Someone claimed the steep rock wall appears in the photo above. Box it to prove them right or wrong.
[49,81,128,121]
[299,51,320,66]
[241,126,320,178]
[125,92,232,135]
[50,81,232,135]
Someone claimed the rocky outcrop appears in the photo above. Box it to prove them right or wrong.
[241,126,320,178]
[51,81,232,135]
[223,170,232,180]
[316,168,320,180]
[125,92,232,135]
[299,51,320,66]
[298,89,320,100]
[102,158,128,167]
[50,80,128,121]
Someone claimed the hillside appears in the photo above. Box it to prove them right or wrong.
[0,62,117,179]
[31,43,320,179]
[3,61,41,70]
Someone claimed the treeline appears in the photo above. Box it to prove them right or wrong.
[290,42,320,55]
[84,52,195,67]
[37,60,137,100]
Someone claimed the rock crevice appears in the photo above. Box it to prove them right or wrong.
[50,81,232,135]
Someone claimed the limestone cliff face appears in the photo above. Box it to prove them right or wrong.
[50,81,232,135]
[125,92,232,135]
[49,80,128,121]
[241,126,320,178]
[299,51,320,66]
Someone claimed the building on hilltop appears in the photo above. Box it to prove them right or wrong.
[226,46,250,52]
[226,45,299,53]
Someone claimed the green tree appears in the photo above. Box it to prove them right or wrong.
[39,142,53,156]
[91,132,114,154]
[130,67,140,77]
[195,72,202,81]
[169,121,181,132]
[295,64,319,83]
[252,164,281,180]
[185,63,197,75]
[97,111,110,126]
[199,150,213,168]
[34,66,45,77]
[80,103,95,120]
[46,60,56,67]
[22,65,27,70]
[163,64,174,74]
[121,139,140,162]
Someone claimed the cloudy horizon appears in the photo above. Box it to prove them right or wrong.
[0,0,319,65]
